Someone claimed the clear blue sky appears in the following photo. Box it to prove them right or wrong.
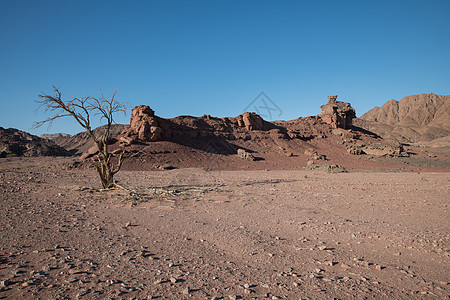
[1,0,449,135]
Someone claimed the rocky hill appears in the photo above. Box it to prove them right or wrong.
[40,133,71,140]
[52,124,127,155]
[74,99,412,171]
[0,127,69,157]
[356,93,450,143]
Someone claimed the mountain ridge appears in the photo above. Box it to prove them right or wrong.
[357,93,450,143]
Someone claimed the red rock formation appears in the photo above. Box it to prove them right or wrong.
[122,105,163,142]
[235,112,264,130]
[319,96,355,129]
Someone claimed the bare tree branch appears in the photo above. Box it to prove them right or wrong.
[34,86,129,189]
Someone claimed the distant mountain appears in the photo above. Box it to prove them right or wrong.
[52,124,127,155]
[40,133,71,140]
[355,93,450,143]
[0,127,69,157]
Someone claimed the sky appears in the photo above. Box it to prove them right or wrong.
[1,0,449,135]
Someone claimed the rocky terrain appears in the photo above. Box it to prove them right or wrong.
[0,157,448,299]
[356,93,450,144]
[0,94,449,299]
[71,96,450,173]
[52,125,127,155]
[0,127,69,158]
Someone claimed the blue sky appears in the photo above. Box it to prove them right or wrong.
[1,0,449,135]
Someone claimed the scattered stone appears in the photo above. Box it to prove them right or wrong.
[237,149,256,161]
[306,163,347,173]
[183,287,190,295]
[76,288,89,297]
[0,279,12,288]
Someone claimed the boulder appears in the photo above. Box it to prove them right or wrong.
[237,148,256,161]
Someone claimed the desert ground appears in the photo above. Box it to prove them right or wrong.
[0,156,448,299]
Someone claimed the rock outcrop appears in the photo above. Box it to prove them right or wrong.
[235,112,265,130]
[319,96,356,129]
[121,105,163,142]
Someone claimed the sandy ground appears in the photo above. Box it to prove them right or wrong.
[0,157,449,299]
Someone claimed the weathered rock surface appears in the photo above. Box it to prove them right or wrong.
[235,112,265,130]
[121,105,163,142]
[237,148,256,161]
[357,93,450,143]
[305,161,347,173]
[319,96,356,129]
[346,140,405,157]
[0,127,69,158]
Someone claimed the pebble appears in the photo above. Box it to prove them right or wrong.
[183,287,190,295]
[0,280,11,288]
[42,265,51,272]
[65,276,78,283]
[76,288,89,297]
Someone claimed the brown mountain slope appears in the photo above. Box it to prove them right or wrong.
[357,93,450,143]
[0,127,69,157]
[52,124,127,154]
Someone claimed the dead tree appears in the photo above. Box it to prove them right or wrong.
[34,86,129,189]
